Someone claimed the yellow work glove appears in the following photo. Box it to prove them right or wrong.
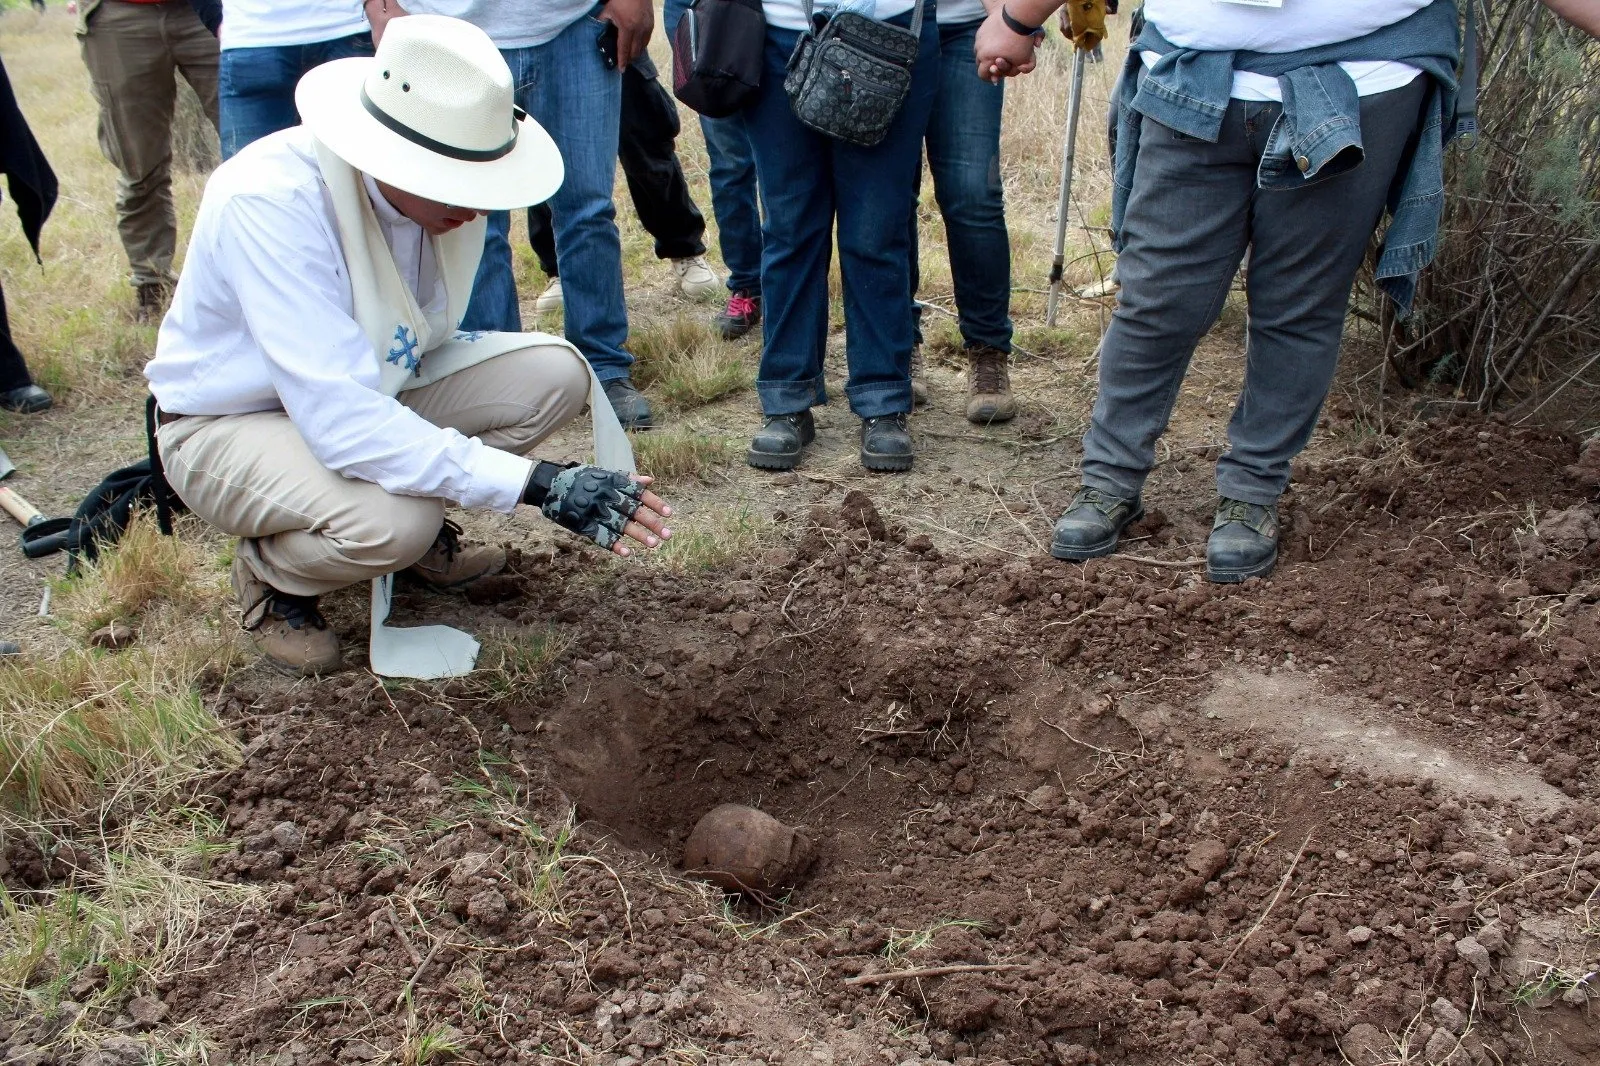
[1059,0,1107,51]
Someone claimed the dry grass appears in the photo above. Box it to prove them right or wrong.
[643,501,773,574]
[460,624,574,703]
[629,313,754,409]
[53,512,229,636]
[0,640,238,817]
[633,426,734,486]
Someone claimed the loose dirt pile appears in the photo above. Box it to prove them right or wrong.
[5,417,1599,1065]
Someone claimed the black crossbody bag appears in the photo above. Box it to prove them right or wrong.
[783,0,927,147]
[672,0,768,118]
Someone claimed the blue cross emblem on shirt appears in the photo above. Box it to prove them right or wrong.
[455,329,488,343]
[386,324,421,374]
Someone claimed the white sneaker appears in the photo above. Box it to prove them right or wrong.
[534,276,563,313]
[673,255,720,300]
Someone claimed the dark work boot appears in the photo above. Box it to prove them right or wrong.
[1050,486,1143,561]
[603,377,653,430]
[860,413,913,472]
[1207,497,1279,583]
[747,410,815,470]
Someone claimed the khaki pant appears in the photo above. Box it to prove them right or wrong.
[79,0,219,288]
[157,346,590,597]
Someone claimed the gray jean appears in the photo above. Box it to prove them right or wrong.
[1082,77,1428,506]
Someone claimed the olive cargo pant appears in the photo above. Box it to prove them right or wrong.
[79,0,219,288]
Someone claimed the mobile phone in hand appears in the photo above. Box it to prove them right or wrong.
[597,20,619,69]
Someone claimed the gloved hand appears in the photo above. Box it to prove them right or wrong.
[524,461,673,554]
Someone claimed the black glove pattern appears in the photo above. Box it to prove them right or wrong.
[536,465,644,549]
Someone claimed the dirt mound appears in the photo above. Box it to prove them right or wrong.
[6,419,1599,1065]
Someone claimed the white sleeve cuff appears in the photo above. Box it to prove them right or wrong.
[466,448,535,513]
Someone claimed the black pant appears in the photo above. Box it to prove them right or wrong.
[0,278,34,393]
[529,58,705,277]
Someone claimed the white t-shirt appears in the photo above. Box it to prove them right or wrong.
[938,0,987,25]
[1142,0,1431,102]
[763,0,919,34]
[220,1,371,50]
[402,0,595,48]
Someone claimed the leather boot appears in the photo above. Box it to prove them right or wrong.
[1207,497,1279,583]
[860,413,913,472]
[965,345,1016,425]
[747,410,815,470]
[232,555,341,676]
[1050,486,1143,560]
[404,519,506,590]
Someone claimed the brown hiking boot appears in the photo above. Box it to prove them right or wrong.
[135,281,171,323]
[403,519,506,590]
[910,344,929,407]
[231,555,341,676]
[965,345,1016,425]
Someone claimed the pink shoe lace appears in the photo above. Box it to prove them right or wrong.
[725,293,758,319]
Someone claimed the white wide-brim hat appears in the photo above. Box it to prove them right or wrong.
[295,14,562,212]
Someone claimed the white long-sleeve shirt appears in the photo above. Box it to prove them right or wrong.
[146,128,533,513]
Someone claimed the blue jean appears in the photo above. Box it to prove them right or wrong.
[911,18,1012,352]
[664,0,762,295]
[745,15,938,419]
[462,15,631,382]
[218,33,375,159]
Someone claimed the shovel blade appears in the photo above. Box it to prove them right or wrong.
[0,447,13,481]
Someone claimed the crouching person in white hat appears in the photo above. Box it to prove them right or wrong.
[144,15,672,675]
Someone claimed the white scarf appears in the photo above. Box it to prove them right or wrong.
[313,138,635,679]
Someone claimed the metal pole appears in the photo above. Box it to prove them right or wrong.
[1046,46,1088,328]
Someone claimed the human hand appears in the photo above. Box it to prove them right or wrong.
[599,0,655,69]
[363,0,411,47]
[975,8,1041,83]
[533,464,673,556]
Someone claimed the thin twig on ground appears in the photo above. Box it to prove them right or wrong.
[1219,830,1315,974]
[1108,553,1205,568]
[844,963,1029,985]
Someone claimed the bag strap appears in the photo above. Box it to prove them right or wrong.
[799,0,927,39]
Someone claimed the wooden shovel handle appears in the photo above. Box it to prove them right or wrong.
[0,485,42,527]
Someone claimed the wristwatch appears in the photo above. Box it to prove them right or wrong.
[1000,5,1043,37]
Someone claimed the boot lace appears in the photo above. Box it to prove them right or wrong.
[725,293,758,319]
[262,591,327,632]
[970,349,1009,394]
[1216,497,1270,529]
[432,518,464,564]
[1073,486,1132,516]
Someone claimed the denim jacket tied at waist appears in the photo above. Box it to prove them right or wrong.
[1110,1,1464,316]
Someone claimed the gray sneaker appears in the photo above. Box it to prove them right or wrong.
[1207,497,1278,583]
[1050,487,1143,561]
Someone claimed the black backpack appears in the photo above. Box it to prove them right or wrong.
[672,0,766,118]
[20,397,186,573]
